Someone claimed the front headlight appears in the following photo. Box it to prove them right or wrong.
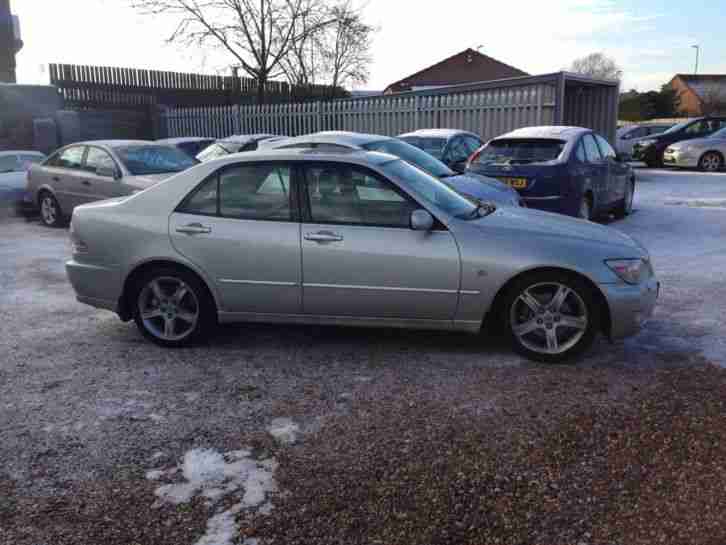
[69,224,89,254]
[605,259,648,285]
[637,139,656,148]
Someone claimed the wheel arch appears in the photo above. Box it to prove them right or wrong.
[700,149,725,164]
[485,266,612,338]
[118,258,220,322]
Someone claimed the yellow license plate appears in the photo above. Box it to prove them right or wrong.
[499,177,528,189]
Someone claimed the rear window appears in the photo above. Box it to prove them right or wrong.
[474,138,566,165]
[116,145,197,175]
[398,137,447,160]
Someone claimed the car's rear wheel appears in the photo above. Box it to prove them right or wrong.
[39,191,64,227]
[132,267,215,347]
[698,151,724,172]
[615,179,635,218]
[503,272,600,363]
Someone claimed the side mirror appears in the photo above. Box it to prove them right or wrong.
[411,209,434,231]
[97,166,120,179]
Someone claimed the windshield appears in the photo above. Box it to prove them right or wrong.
[361,139,453,178]
[117,145,197,175]
[474,138,565,165]
[381,159,477,220]
[662,120,691,135]
[398,136,448,160]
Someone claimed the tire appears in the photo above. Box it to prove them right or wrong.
[503,271,600,364]
[131,267,216,347]
[614,179,635,218]
[577,194,593,221]
[38,191,64,227]
[698,151,724,172]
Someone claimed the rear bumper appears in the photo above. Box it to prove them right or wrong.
[602,277,659,340]
[66,259,122,313]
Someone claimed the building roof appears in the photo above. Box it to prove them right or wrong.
[384,48,528,94]
[495,126,590,142]
[674,74,726,101]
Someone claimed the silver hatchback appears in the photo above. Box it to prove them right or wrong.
[66,149,658,363]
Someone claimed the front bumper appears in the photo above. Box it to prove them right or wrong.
[602,276,659,340]
[66,259,122,313]
[662,149,699,168]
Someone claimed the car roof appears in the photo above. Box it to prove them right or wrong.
[0,150,44,156]
[274,131,392,148]
[494,126,590,142]
[75,140,158,148]
[156,137,214,144]
[399,129,479,139]
[219,133,277,144]
[217,147,399,167]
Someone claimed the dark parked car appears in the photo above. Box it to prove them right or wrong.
[467,126,634,220]
[156,137,215,159]
[632,117,726,168]
[195,134,280,162]
[398,129,483,173]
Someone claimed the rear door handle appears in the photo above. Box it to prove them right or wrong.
[176,223,212,235]
[52,176,60,182]
[81,180,91,186]
[304,231,343,242]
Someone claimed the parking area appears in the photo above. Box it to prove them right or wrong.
[2,168,726,544]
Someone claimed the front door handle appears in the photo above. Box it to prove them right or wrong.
[176,223,212,235]
[52,176,60,182]
[304,231,343,243]
[81,180,91,186]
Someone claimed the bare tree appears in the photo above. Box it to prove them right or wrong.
[320,1,374,89]
[279,2,327,86]
[699,83,726,115]
[132,0,327,102]
[569,52,623,81]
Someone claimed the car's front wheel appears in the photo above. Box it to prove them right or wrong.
[132,267,215,347]
[503,272,600,363]
[39,191,64,227]
[698,151,724,172]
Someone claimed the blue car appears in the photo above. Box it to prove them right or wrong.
[467,126,635,220]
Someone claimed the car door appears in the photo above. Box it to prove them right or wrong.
[299,162,460,320]
[81,146,126,203]
[41,146,88,211]
[594,134,627,206]
[581,134,608,213]
[169,161,302,315]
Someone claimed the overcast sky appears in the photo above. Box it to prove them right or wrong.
[13,0,726,92]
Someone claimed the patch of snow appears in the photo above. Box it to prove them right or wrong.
[146,469,165,481]
[147,447,278,545]
[268,418,300,445]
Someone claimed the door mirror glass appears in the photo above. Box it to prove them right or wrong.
[410,209,434,231]
[96,166,119,179]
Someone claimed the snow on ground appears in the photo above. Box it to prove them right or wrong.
[615,167,726,365]
[267,417,300,445]
[148,448,278,545]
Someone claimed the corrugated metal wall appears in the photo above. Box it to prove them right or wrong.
[162,73,618,143]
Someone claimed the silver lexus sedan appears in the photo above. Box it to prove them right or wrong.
[66,149,658,363]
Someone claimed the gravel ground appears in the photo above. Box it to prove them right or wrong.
[1,168,725,545]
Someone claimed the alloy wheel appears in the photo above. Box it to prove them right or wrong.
[509,282,589,356]
[700,152,723,172]
[137,277,200,342]
[41,195,58,226]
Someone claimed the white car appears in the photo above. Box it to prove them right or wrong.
[616,124,673,159]
[0,150,45,209]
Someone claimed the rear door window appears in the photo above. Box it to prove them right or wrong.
[55,146,86,170]
[582,135,603,163]
[84,147,117,175]
[594,135,617,160]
